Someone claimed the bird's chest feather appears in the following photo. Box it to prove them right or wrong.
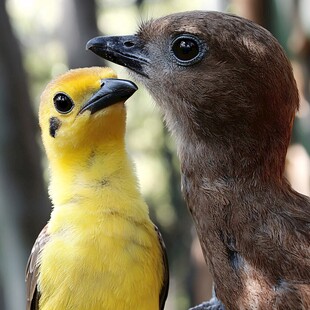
[181,172,310,308]
[38,208,161,310]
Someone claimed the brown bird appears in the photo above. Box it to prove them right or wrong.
[87,11,310,310]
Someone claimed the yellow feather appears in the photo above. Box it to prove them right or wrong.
[36,67,165,309]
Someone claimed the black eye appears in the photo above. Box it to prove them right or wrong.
[171,34,206,66]
[53,93,74,114]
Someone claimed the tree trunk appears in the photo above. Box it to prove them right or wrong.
[60,0,105,69]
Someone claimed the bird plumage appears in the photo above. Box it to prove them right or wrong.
[25,67,169,310]
[87,11,310,309]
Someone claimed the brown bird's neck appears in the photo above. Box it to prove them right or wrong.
[176,126,288,192]
[146,82,291,189]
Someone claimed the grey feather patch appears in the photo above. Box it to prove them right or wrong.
[49,117,61,138]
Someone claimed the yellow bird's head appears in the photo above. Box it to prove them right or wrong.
[39,67,137,161]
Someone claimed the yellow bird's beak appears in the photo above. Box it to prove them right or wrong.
[79,78,138,114]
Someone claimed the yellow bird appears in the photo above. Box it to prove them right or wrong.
[25,67,169,310]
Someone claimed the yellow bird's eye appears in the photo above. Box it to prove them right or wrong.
[53,92,74,114]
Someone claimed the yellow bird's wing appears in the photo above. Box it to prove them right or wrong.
[155,225,170,310]
[25,225,50,310]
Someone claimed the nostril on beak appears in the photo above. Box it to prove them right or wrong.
[124,41,135,48]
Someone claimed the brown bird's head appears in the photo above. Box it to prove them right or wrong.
[87,11,299,182]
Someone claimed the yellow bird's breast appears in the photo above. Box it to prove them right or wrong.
[38,206,163,310]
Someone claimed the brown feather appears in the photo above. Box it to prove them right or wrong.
[155,225,169,310]
[25,225,50,310]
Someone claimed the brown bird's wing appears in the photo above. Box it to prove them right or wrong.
[155,225,169,310]
[25,225,50,310]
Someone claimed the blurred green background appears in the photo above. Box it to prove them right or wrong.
[0,0,309,309]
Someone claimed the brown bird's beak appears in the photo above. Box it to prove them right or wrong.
[86,36,149,78]
[80,78,138,114]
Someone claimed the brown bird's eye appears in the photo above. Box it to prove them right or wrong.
[53,93,74,114]
[171,34,206,66]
